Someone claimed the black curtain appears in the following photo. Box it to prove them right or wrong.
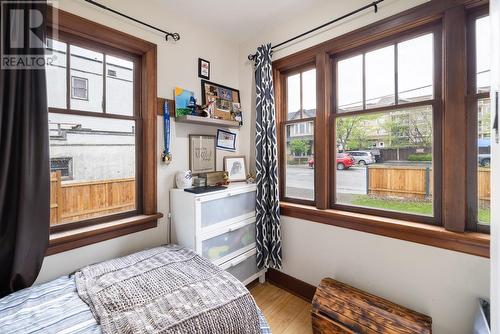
[0,0,50,297]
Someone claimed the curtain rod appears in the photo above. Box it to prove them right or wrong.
[83,0,180,42]
[248,0,384,61]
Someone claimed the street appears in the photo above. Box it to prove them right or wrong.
[285,165,367,199]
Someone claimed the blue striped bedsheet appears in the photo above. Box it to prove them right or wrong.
[0,275,271,334]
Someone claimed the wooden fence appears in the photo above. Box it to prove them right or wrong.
[367,165,432,199]
[368,165,490,202]
[50,171,135,225]
[478,168,490,205]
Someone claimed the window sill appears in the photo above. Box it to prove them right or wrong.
[280,202,490,258]
[46,213,163,256]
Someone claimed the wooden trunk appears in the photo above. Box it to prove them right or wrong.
[312,278,432,334]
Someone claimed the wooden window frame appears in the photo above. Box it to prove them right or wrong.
[46,8,160,254]
[273,0,490,258]
[280,65,317,206]
[466,5,491,233]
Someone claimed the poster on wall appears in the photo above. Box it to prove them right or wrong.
[189,134,216,174]
[216,129,236,151]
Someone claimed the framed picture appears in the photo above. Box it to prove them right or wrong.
[223,156,247,182]
[189,135,216,174]
[174,87,195,117]
[216,129,236,151]
[198,58,210,80]
[201,80,241,121]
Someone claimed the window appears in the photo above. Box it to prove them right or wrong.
[71,76,88,100]
[50,157,73,180]
[107,69,117,77]
[283,68,316,202]
[467,11,491,232]
[333,31,438,223]
[46,36,139,228]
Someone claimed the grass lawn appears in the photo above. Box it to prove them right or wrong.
[351,196,490,224]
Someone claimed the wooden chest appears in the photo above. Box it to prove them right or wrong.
[312,278,432,334]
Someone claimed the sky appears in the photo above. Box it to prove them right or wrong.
[287,17,491,113]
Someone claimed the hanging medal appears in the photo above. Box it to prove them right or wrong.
[162,101,172,164]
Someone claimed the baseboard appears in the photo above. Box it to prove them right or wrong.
[266,268,317,302]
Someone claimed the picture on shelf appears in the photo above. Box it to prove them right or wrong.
[198,58,210,80]
[201,80,241,122]
[189,135,216,174]
[216,129,236,151]
[174,87,196,117]
[223,156,247,182]
[231,102,243,125]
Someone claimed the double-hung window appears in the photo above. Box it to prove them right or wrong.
[282,68,316,203]
[467,9,491,232]
[332,28,440,224]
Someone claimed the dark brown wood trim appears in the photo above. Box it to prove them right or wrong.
[157,98,176,117]
[280,202,490,258]
[46,213,163,256]
[266,268,317,302]
[47,8,158,231]
[314,53,331,209]
[442,6,468,232]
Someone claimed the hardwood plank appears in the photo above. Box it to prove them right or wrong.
[250,282,313,334]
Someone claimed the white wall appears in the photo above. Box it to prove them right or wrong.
[37,0,243,282]
[237,1,490,333]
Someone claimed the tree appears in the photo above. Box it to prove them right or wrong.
[384,110,432,148]
[289,139,310,156]
[336,116,365,151]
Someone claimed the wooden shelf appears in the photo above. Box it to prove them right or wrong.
[175,115,240,128]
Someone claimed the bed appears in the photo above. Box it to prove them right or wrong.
[0,246,271,334]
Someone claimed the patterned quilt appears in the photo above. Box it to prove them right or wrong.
[0,265,270,334]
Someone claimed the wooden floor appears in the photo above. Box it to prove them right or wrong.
[250,282,313,334]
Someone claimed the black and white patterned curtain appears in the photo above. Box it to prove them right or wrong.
[254,44,282,269]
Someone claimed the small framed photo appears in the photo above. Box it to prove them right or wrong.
[224,156,247,182]
[216,129,236,151]
[189,134,216,174]
[198,58,210,80]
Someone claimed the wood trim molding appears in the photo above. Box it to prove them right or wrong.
[266,268,317,302]
[157,98,176,117]
[442,6,468,232]
[280,202,490,258]
[47,8,159,232]
[47,214,163,256]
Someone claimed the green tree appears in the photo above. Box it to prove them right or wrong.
[336,116,367,151]
[384,110,432,148]
[289,139,310,156]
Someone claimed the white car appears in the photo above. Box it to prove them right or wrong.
[346,151,376,165]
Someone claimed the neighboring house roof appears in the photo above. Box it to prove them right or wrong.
[288,109,316,120]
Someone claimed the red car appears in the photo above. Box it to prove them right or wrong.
[308,153,355,170]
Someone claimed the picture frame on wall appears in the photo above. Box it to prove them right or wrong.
[189,134,216,174]
[216,129,236,151]
[223,155,247,182]
[201,80,241,121]
[198,58,210,80]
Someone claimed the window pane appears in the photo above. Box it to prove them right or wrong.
[365,45,395,108]
[287,74,300,120]
[302,69,316,117]
[285,121,314,200]
[477,98,491,225]
[106,55,134,116]
[338,55,363,112]
[476,16,491,93]
[70,45,103,112]
[49,113,136,225]
[46,38,67,109]
[398,33,434,102]
[335,105,433,217]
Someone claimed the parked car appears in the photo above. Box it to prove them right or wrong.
[308,153,355,170]
[347,151,376,165]
[478,154,491,167]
